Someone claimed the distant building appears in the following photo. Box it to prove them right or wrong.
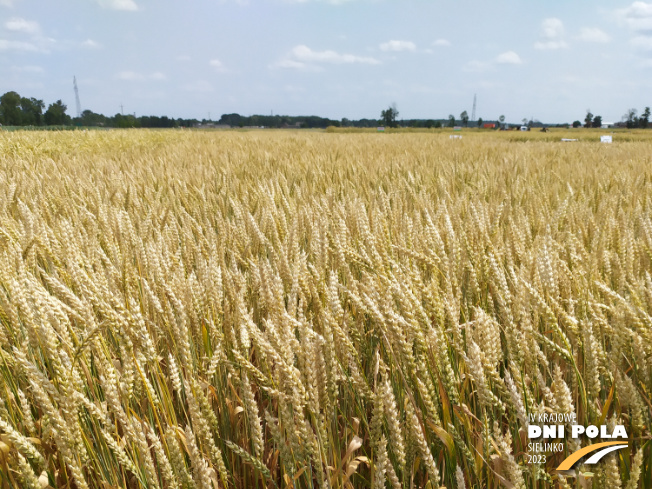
[483,123,496,129]
[601,122,615,128]
[520,126,529,131]
[193,123,231,129]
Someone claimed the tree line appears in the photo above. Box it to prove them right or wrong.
[571,107,651,129]
[0,91,69,126]
[0,91,201,128]
[5,89,652,130]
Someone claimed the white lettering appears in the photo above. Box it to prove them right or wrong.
[612,426,627,438]
[586,426,599,438]
[600,425,611,438]
[529,425,542,438]
[543,425,557,438]
[572,425,585,438]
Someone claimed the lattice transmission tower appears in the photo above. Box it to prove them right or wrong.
[73,76,82,118]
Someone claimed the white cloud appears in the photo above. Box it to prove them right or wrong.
[379,40,416,52]
[432,39,451,47]
[631,35,652,49]
[81,39,101,49]
[273,58,322,71]
[0,39,38,51]
[616,3,652,60]
[209,59,227,72]
[617,2,652,32]
[275,44,380,70]
[496,51,522,64]
[577,27,610,43]
[534,40,568,50]
[5,17,39,34]
[0,0,16,7]
[115,71,166,81]
[534,18,568,50]
[97,0,138,11]
[541,17,564,39]
[292,45,380,64]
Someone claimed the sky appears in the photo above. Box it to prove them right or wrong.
[2,0,652,123]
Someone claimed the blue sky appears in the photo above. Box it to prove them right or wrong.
[1,0,652,123]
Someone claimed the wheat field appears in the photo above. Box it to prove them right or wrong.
[0,129,650,488]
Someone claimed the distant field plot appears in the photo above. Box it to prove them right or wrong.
[0,130,650,488]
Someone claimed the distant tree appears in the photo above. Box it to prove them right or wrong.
[584,110,593,128]
[424,119,435,128]
[44,100,70,125]
[624,108,638,129]
[522,118,528,126]
[499,115,505,128]
[80,109,108,126]
[640,107,650,128]
[112,113,139,128]
[434,121,442,128]
[448,115,455,127]
[477,117,483,128]
[20,97,44,126]
[460,110,469,127]
[0,91,23,125]
[380,103,399,128]
[572,120,581,128]
[341,117,351,127]
[592,115,602,128]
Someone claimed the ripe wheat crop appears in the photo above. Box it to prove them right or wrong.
[0,129,650,488]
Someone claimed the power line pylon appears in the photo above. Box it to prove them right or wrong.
[73,76,82,118]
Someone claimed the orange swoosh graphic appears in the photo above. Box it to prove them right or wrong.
[556,441,628,471]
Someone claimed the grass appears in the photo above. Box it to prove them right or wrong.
[0,128,649,488]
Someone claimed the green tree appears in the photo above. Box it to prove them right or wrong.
[460,110,469,127]
[44,100,70,125]
[624,108,638,129]
[112,113,139,128]
[477,117,483,128]
[640,107,650,128]
[20,97,44,126]
[584,110,593,128]
[592,115,602,128]
[447,115,455,127]
[0,91,23,125]
[380,103,399,128]
[80,109,108,127]
[572,120,582,128]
